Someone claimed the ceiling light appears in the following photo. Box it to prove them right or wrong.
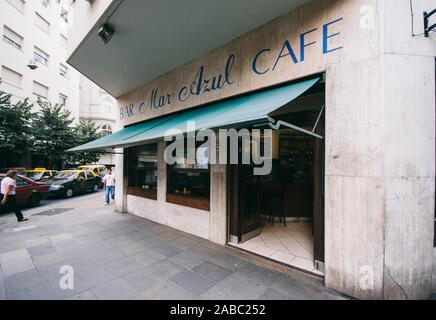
[98,23,115,44]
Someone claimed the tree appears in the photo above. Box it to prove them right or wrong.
[69,120,105,164]
[31,99,76,168]
[0,91,34,166]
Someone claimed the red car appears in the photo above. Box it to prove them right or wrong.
[0,174,49,208]
[0,167,26,174]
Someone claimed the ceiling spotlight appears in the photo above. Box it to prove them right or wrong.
[27,60,38,70]
[98,23,115,44]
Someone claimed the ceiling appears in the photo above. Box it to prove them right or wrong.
[68,0,311,98]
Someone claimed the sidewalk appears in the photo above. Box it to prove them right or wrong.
[0,192,344,300]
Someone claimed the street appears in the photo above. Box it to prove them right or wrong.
[0,191,344,300]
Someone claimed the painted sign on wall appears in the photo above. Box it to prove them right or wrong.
[119,11,344,125]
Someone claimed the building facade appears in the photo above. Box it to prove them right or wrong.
[68,0,436,299]
[0,0,117,166]
[0,0,80,119]
[78,75,117,165]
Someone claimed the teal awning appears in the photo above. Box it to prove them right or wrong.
[68,77,319,152]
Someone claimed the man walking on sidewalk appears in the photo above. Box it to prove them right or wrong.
[0,170,28,222]
[103,168,115,205]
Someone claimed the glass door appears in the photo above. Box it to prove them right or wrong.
[238,164,261,242]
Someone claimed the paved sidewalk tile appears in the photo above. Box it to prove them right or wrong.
[7,283,48,300]
[92,278,140,300]
[122,268,161,291]
[27,243,58,257]
[4,269,44,293]
[170,270,215,296]
[150,243,182,258]
[169,251,205,269]
[192,261,232,283]
[145,259,187,280]
[271,275,327,300]
[0,249,35,277]
[0,192,343,300]
[65,290,98,300]
[259,288,294,300]
[0,280,5,300]
[140,278,196,300]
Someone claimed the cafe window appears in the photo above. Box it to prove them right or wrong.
[127,144,158,200]
[166,141,210,211]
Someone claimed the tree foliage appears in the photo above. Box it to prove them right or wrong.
[31,99,77,168]
[0,92,34,157]
[0,92,106,168]
[69,120,105,164]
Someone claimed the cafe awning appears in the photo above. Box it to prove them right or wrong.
[68,77,319,152]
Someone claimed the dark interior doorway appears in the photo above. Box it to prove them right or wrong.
[228,84,325,274]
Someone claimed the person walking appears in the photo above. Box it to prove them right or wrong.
[103,168,115,205]
[0,170,28,222]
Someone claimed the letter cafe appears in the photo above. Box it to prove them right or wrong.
[120,18,342,120]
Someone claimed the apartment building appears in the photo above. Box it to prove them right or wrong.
[0,0,116,166]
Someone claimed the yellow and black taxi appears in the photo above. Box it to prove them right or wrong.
[23,168,58,182]
[46,170,102,198]
[78,165,108,178]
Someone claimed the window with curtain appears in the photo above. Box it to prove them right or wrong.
[33,81,49,99]
[34,46,49,66]
[1,66,22,88]
[3,25,23,50]
[6,0,25,13]
[35,12,50,34]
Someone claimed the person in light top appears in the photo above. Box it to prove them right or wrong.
[103,168,115,205]
[0,170,28,222]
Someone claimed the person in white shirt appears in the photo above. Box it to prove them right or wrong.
[0,170,28,221]
[103,168,115,205]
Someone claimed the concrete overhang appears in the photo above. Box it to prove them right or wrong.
[68,0,311,98]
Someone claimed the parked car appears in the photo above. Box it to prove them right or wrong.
[23,168,58,181]
[0,167,26,174]
[0,174,49,208]
[46,170,102,198]
[77,165,107,188]
[78,165,108,177]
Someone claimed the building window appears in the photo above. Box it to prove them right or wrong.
[34,47,49,66]
[3,26,23,50]
[127,144,158,200]
[1,66,22,88]
[59,93,67,105]
[35,12,50,34]
[60,34,67,47]
[6,0,25,13]
[60,8,68,23]
[166,141,210,210]
[102,124,112,136]
[33,81,48,100]
[59,63,68,77]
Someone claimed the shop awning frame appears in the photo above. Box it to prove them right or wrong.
[68,77,321,152]
[268,105,325,140]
